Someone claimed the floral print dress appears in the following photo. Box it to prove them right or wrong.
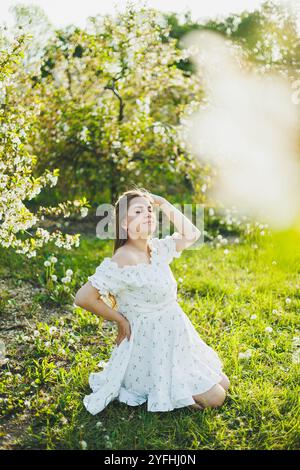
[83,232,224,414]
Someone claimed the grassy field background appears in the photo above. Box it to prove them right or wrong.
[0,229,299,450]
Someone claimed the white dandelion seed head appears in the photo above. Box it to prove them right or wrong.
[265,326,273,333]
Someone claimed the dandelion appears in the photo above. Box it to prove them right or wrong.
[79,440,87,450]
[44,260,51,267]
[250,314,257,320]
[238,353,245,359]
[51,275,57,282]
[33,330,40,337]
[265,326,273,333]
[66,269,73,277]
[61,276,71,284]
[49,326,57,335]
[272,309,278,314]
[239,349,252,359]
[50,256,58,263]
[178,277,183,283]
[96,422,103,428]
[224,249,229,255]
[285,298,291,304]
[234,238,239,244]
[260,231,265,236]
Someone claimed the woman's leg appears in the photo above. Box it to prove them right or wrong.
[192,383,226,409]
[218,372,230,392]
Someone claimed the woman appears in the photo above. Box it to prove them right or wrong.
[75,187,230,414]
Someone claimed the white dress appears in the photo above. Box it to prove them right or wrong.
[83,232,224,414]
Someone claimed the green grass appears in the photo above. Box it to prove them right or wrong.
[0,230,299,450]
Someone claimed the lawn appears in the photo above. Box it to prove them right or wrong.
[0,229,299,450]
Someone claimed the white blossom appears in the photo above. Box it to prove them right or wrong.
[80,207,88,218]
[79,440,87,450]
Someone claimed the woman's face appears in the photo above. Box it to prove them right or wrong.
[124,196,156,239]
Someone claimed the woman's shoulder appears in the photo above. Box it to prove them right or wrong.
[111,247,138,268]
[151,232,182,263]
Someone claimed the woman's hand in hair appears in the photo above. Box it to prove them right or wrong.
[149,193,166,208]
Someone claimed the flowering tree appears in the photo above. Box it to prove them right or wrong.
[0,32,89,258]
[25,4,208,204]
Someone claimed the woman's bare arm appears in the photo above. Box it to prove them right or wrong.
[151,194,201,252]
[74,282,124,324]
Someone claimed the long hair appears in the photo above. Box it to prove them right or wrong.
[112,186,154,254]
[107,185,154,309]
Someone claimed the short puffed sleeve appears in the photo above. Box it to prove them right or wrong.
[87,258,124,302]
[153,231,182,264]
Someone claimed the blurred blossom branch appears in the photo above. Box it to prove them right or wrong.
[182,29,300,231]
